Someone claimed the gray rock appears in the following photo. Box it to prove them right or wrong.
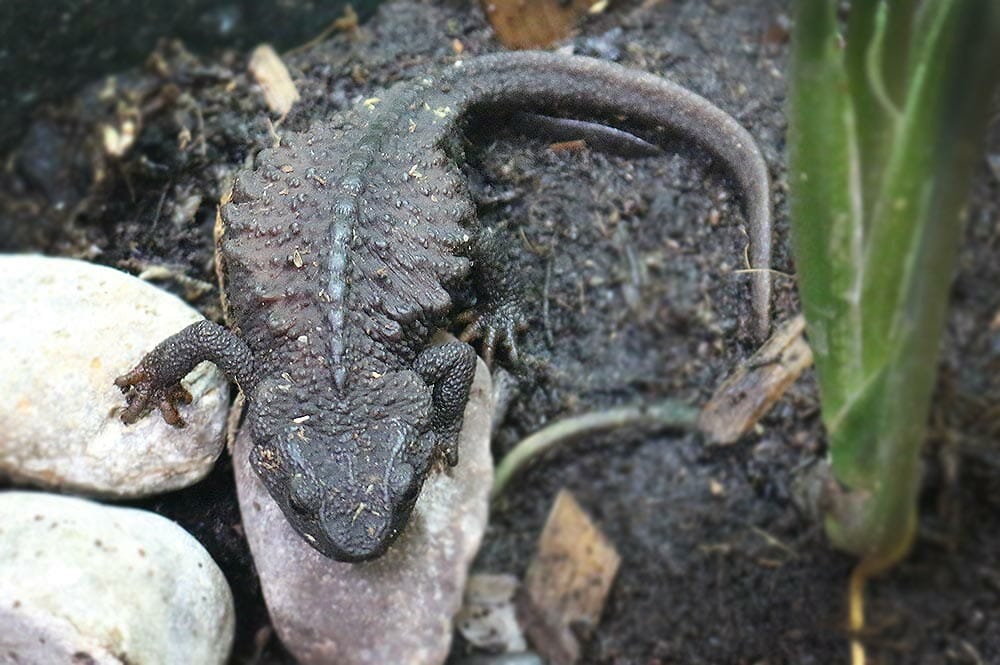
[0,255,229,497]
[988,153,1000,182]
[234,356,493,665]
[455,573,527,653]
[453,654,545,665]
[0,491,234,665]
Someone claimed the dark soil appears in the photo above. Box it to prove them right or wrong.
[0,0,383,153]
[2,1,999,664]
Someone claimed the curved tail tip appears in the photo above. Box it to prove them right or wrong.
[752,274,772,341]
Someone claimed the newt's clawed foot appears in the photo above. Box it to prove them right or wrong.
[456,301,529,367]
[114,365,191,428]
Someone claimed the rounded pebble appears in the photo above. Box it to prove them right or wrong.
[234,355,493,665]
[0,491,234,665]
[0,255,229,497]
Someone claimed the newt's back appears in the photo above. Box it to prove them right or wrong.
[218,98,476,387]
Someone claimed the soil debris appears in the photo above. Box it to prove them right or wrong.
[517,490,621,665]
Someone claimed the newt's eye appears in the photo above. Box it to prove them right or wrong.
[288,473,321,514]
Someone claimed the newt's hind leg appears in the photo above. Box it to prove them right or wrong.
[115,320,256,427]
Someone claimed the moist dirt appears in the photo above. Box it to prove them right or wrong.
[2,1,998,663]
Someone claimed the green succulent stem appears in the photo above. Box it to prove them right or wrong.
[788,0,1000,572]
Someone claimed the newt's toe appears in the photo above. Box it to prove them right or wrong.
[457,302,528,367]
[114,366,190,428]
[157,397,186,428]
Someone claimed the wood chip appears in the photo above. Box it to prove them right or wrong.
[480,0,605,49]
[698,314,813,445]
[248,44,299,117]
[548,139,587,153]
[517,490,621,665]
[332,5,359,32]
[101,118,138,157]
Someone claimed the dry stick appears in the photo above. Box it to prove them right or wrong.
[542,254,556,348]
[492,400,699,500]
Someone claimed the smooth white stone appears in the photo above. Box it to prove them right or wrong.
[0,255,229,497]
[0,491,234,665]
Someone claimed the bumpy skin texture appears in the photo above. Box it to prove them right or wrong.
[116,51,772,561]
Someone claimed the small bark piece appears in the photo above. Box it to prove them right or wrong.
[517,490,621,665]
[248,44,299,117]
[699,314,813,445]
[481,0,605,49]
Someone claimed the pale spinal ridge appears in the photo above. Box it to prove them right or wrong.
[323,87,475,387]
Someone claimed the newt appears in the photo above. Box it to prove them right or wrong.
[116,51,772,561]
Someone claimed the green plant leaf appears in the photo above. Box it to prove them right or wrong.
[788,0,865,422]
[789,0,1000,570]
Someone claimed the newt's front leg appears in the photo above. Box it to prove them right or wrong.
[414,342,477,466]
[115,320,256,426]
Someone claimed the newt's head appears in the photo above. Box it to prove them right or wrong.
[246,371,436,562]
